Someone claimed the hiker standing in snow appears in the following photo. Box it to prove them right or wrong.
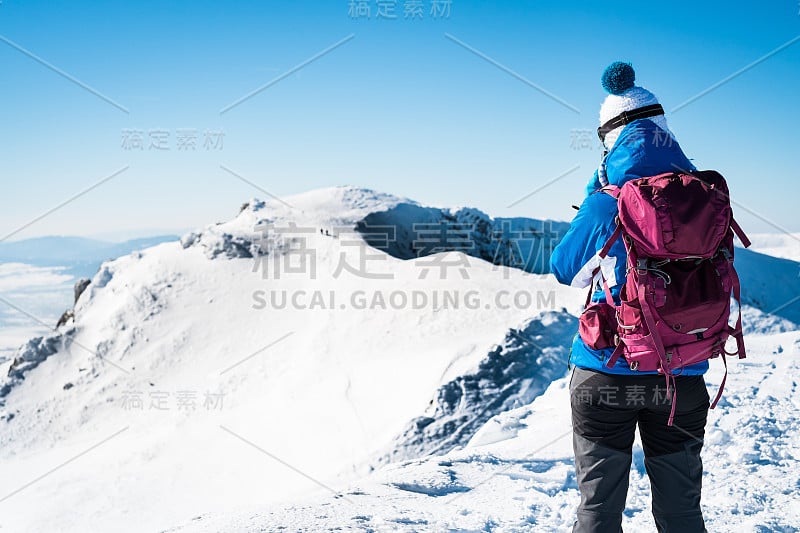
[551,63,713,532]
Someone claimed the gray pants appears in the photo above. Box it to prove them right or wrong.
[570,367,709,533]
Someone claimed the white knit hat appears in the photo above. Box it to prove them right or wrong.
[598,62,674,150]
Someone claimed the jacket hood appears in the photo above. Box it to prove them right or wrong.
[604,119,695,188]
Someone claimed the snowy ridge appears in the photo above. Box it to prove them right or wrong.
[179,185,568,276]
[0,186,584,532]
[179,186,412,259]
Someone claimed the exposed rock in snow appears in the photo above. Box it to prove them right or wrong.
[1,333,70,402]
[380,310,577,464]
[73,278,91,305]
[195,231,256,259]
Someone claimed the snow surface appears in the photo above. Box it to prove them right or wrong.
[0,186,797,532]
[169,331,800,532]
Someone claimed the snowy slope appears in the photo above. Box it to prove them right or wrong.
[377,310,577,465]
[735,248,800,325]
[1,186,797,532]
[0,235,179,363]
[0,187,583,533]
[169,329,800,532]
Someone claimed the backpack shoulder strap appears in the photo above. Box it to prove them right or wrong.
[599,223,622,259]
[595,185,623,258]
[599,184,621,199]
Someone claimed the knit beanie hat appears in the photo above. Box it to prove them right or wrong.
[599,62,673,150]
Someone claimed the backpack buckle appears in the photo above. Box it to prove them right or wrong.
[720,247,733,263]
[636,258,648,274]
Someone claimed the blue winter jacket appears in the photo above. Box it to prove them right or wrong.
[550,119,708,375]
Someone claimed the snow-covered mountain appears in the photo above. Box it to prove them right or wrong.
[0,186,797,532]
[0,187,580,532]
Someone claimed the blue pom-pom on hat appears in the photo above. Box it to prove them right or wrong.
[601,62,635,95]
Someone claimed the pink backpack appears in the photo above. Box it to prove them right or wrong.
[581,170,750,425]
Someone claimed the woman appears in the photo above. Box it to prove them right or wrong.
[550,62,709,533]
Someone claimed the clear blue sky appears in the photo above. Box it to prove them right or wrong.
[1,0,799,240]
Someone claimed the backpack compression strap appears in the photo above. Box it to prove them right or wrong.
[711,254,747,411]
[731,217,751,248]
